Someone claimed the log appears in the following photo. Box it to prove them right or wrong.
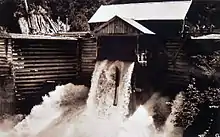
[18,17,30,34]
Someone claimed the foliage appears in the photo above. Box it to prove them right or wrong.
[172,78,204,129]
[0,0,104,32]
[171,77,220,131]
[0,0,18,32]
[32,0,104,31]
[172,50,220,131]
[190,51,220,80]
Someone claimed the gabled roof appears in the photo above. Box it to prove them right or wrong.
[89,0,192,23]
[120,16,155,34]
[94,15,155,35]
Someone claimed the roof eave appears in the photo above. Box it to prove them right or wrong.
[89,18,187,24]
[88,0,192,23]
[92,15,155,35]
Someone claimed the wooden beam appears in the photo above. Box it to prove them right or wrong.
[95,33,144,37]
[9,33,77,40]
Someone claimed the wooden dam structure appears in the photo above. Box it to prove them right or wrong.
[0,32,96,114]
[89,0,193,93]
[89,0,220,95]
[0,0,220,115]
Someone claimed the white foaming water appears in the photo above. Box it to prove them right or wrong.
[117,105,155,137]
[4,84,89,137]
[0,60,176,137]
[70,60,136,137]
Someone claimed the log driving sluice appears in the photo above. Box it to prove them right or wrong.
[88,1,193,97]
[88,2,220,134]
[88,0,220,99]
[0,1,220,124]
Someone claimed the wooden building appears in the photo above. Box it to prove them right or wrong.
[89,1,193,93]
[0,33,80,114]
[57,32,97,86]
[10,34,80,114]
[89,1,220,135]
[0,32,98,114]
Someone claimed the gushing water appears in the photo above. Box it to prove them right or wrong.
[6,84,89,137]
[0,60,177,137]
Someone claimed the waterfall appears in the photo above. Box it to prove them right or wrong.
[0,60,180,137]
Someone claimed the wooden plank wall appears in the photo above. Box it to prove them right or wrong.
[57,32,97,86]
[0,39,10,76]
[12,39,79,114]
[78,37,97,86]
[0,39,15,115]
[166,38,190,87]
[96,17,139,35]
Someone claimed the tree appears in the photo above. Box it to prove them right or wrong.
[44,0,104,31]
[0,0,104,32]
[0,0,19,32]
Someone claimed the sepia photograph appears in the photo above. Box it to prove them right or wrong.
[0,0,219,137]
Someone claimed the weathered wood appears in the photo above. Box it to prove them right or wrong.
[0,38,15,115]
[16,86,42,91]
[16,51,76,55]
[15,77,74,83]
[16,73,78,80]
[13,55,76,59]
[16,69,77,76]
[165,39,190,86]
[12,38,80,114]
[14,47,76,51]
[76,37,97,85]
[94,16,142,35]
[15,66,76,72]
[9,33,77,40]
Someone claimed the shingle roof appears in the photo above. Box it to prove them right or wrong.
[89,1,192,23]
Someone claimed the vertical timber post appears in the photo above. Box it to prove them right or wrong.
[96,37,99,60]
[113,67,120,106]
[2,38,16,115]
[181,19,185,37]
[136,35,140,63]
[136,35,139,56]
[8,38,15,115]
[77,37,82,83]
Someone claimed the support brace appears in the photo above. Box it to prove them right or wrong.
[113,67,120,106]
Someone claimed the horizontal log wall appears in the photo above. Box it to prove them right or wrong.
[166,39,190,87]
[0,39,15,115]
[0,39,10,75]
[79,37,97,86]
[12,39,79,114]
